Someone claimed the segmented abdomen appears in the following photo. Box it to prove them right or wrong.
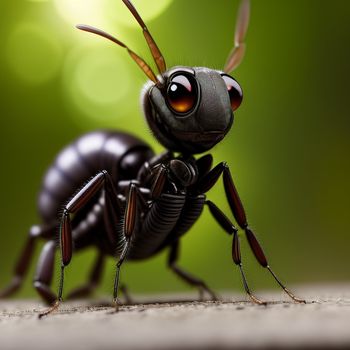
[37,130,154,223]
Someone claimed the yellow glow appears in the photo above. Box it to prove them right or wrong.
[6,23,63,85]
[105,0,173,27]
[63,45,131,124]
[57,0,173,126]
[53,0,172,28]
[54,0,108,27]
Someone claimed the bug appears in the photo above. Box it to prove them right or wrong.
[0,0,305,316]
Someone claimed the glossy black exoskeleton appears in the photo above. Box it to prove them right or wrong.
[0,0,305,316]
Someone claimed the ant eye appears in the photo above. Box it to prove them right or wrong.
[222,75,243,111]
[166,74,197,114]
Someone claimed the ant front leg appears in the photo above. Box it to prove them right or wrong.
[206,200,265,304]
[198,162,305,303]
[222,164,305,303]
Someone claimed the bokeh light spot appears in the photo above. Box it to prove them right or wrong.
[104,0,173,28]
[53,0,172,29]
[6,23,63,85]
[63,46,131,124]
[54,0,110,27]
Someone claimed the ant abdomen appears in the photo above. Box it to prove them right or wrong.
[38,131,153,222]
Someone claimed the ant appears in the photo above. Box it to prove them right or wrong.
[0,0,305,317]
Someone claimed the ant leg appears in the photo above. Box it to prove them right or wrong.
[103,173,122,246]
[34,241,57,306]
[66,252,105,300]
[113,242,130,311]
[195,154,213,179]
[206,200,266,305]
[168,240,217,301]
[194,161,304,303]
[195,162,226,193]
[222,165,305,303]
[150,164,167,199]
[112,183,138,311]
[39,170,118,318]
[137,150,173,183]
[244,227,306,303]
[0,223,55,298]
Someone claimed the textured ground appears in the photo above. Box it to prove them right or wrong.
[0,284,349,350]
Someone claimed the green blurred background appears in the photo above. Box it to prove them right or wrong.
[0,0,349,300]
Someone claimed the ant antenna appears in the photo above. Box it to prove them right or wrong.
[76,24,160,85]
[224,0,250,73]
[122,0,166,74]
[76,0,167,84]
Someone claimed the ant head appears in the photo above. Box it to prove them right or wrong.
[142,66,242,154]
[77,0,250,154]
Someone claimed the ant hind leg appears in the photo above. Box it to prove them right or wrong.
[34,240,57,306]
[0,223,55,299]
[168,240,218,302]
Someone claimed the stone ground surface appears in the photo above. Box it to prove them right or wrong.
[0,284,349,350]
